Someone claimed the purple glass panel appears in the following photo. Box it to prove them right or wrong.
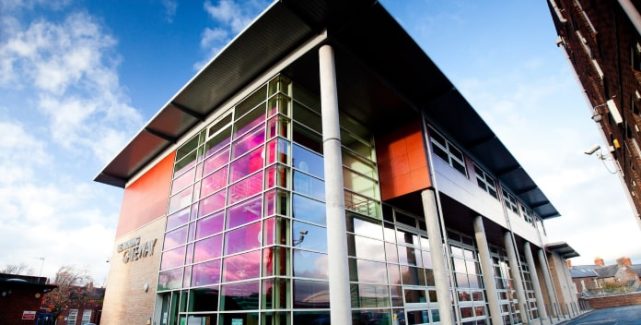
[185,244,194,264]
[169,187,193,214]
[198,190,226,217]
[167,208,190,230]
[164,226,188,250]
[228,172,263,204]
[224,221,262,255]
[230,146,264,182]
[263,218,275,246]
[191,204,199,221]
[183,265,192,287]
[203,147,230,175]
[266,139,277,165]
[222,250,261,282]
[161,246,185,270]
[194,235,223,262]
[205,136,231,158]
[172,167,195,195]
[196,211,224,239]
[232,127,265,159]
[195,162,203,181]
[192,259,221,286]
[188,221,196,242]
[227,195,262,228]
[201,167,228,197]
[220,281,260,311]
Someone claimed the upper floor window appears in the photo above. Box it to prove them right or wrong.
[473,165,498,199]
[501,189,520,215]
[520,205,534,225]
[429,129,467,176]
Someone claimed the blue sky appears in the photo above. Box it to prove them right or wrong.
[0,0,638,283]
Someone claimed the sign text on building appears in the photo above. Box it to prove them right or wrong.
[117,237,157,264]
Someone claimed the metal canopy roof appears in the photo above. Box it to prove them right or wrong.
[94,0,560,218]
[546,242,580,259]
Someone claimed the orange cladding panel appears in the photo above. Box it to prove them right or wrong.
[376,121,431,201]
[115,152,176,238]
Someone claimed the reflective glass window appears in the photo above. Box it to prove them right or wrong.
[405,289,427,303]
[188,287,219,312]
[224,221,261,255]
[230,146,264,182]
[169,187,193,214]
[201,166,227,197]
[350,217,383,240]
[234,106,265,138]
[292,221,327,252]
[172,168,195,195]
[228,171,263,204]
[351,259,387,284]
[227,195,262,228]
[398,246,421,266]
[203,146,229,175]
[164,226,188,250]
[351,284,389,308]
[193,235,222,262]
[232,127,265,159]
[166,207,190,230]
[191,259,221,287]
[293,250,328,280]
[158,268,182,291]
[385,243,399,264]
[196,211,224,239]
[198,190,226,217]
[293,280,329,309]
[161,246,185,270]
[292,144,324,179]
[223,250,261,282]
[353,235,385,261]
[293,171,324,201]
[292,194,325,225]
[220,281,260,311]
[401,265,425,286]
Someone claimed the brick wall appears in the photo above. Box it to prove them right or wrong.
[584,292,641,309]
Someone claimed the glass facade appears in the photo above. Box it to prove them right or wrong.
[490,246,521,325]
[154,75,549,325]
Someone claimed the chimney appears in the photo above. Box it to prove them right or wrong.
[566,259,572,268]
[616,257,632,267]
[595,257,605,266]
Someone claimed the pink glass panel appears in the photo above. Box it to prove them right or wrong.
[204,147,229,175]
[266,139,277,165]
[224,221,262,255]
[198,190,226,217]
[263,218,275,246]
[205,136,231,158]
[172,167,195,195]
[230,146,264,182]
[227,195,262,229]
[222,250,261,282]
[195,163,203,181]
[194,235,223,262]
[201,167,228,197]
[183,265,192,287]
[232,127,265,159]
[228,172,263,204]
[161,246,185,270]
[185,244,194,264]
[192,259,221,286]
[164,226,188,250]
[188,222,196,242]
[191,204,199,221]
[196,211,224,239]
[167,208,190,230]
[169,187,193,214]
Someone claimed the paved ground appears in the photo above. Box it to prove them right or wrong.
[561,305,641,324]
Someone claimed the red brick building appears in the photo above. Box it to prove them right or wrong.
[0,273,56,325]
[547,0,641,226]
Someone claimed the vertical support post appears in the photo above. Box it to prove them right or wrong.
[473,216,504,325]
[319,44,352,325]
[538,249,559,319]
[421,189,455,325]
[504,232,529,324]
[524,242,548,323]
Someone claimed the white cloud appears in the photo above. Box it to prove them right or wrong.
[196,0,268,69]
[0,12,142,164]
[161,0,178,23]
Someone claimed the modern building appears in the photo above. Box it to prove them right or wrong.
[97,1,581,324]
[547,0,641,226]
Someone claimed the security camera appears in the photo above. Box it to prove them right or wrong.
[584,144,601,155]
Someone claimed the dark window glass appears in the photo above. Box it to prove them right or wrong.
[404,289,427,303]
[234,106,265,139]
[293,123,322,153]
[350,284,389,308]
[398,246,421,266]
[407,310,429,325]
[235,85,266,117]
[222,250,261,282]
[176,135,199,162]
[188,287,219,312]
[293,280,330,309]
[292,144,324,179]
[351,310,391,325]
[401,265,425,286]
[293,250,328,280]
[220,281,260,311]
[292,194,326,225]
[293,171,325,201]
[191,259,221,287]
[262,278,289,310]
[432,145,449,162]
[293,101,322,133]
[292,221,327,252]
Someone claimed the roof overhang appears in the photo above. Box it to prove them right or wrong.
[546,241,580,259]
[94,0,560,219]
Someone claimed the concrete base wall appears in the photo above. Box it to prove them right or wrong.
[584,292,641,309]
